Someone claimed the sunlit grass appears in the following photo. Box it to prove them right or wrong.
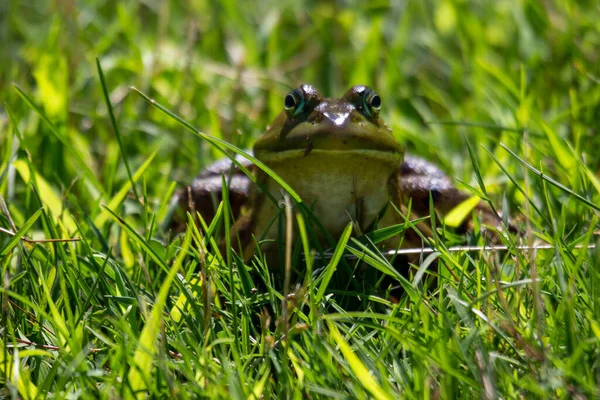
[2,0,600,398]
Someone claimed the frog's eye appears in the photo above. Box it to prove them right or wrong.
[363,89,381,116]
[284,88,305,118]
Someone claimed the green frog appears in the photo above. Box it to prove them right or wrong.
[174,84,506,262]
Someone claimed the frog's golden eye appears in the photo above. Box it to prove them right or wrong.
[284,88,305,118]
[363,89,381,116]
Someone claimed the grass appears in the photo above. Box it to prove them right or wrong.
[1,0,600,398]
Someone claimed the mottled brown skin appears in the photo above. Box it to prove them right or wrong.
[174,154,475,225]
[172,85,506,263]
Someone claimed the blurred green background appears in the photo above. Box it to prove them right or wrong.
[3,0,599,226]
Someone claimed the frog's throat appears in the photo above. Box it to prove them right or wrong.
[248,148,403,244]
[254,148,403,165]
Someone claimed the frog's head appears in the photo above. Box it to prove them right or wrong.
[253,84,404,162]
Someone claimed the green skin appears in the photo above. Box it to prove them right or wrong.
[177,84,504,261]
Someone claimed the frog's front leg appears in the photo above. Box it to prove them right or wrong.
[399,155,509,234]
[170,156,253,231]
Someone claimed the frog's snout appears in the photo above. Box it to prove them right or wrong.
[322,110,351,127]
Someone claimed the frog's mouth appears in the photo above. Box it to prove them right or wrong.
[254,124,403,154]
[255,148,404,166]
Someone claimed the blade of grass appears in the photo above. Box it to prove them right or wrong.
[465,136,497,211]
[220,175,238,345]
[444,195,481,228]
[501,143,600,212]
[0,345,39,400]
[12,160,77,233]
[327,321,394,400]
[315,223,352,304]
[96,58,140,201]
[128,221,192,397]
[481,146,551,226]
[0,208,42,256]
[540,120,577,173]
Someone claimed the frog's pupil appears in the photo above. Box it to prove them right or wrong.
[370,95,381,109]
[284,94,296,109]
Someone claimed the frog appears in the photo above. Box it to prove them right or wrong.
[172,84,507,264]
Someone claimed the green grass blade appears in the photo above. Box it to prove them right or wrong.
[96,57,140,201]
[327,321,394,400]
[540,121,577,173]
[501,143,600,212]
[464,136,496,208]
[12,160,77,233]
[366,216,429,244]
[444,195,480,228]
[128,222,192,397]
[0,345,39,400]
[296,212,313,281]
[315,223,352,304]
[0,208,42,256]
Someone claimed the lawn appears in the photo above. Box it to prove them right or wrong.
[1,0,600,398]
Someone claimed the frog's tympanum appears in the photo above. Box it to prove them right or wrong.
[175,84,505,264]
